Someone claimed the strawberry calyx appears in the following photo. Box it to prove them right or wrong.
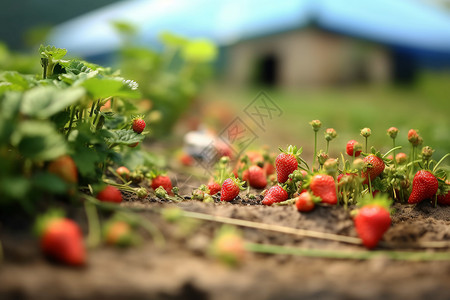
[34,209,65,237]
[356,194,392,212]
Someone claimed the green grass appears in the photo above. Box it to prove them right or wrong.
[201,75,450,166]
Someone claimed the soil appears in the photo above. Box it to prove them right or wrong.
[1,172,450,300]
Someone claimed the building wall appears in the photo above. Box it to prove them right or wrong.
[225,28,391,88]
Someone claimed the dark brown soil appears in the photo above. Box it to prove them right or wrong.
[1,173,450,300]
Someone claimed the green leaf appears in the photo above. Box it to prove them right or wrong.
[182,39,217,63]
[0,91,22,118]
[11,120,67,161]
[72,146,100,178]
[159,32,189,47]
[0,176,30,200]
[39,45,67,60]
[32,172,68,194]
[106,129,145,146]
[81,77,140,99]
[21,86,85,119]
[0,71,37,90]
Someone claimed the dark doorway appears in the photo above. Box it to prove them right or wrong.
[391,50,418,85]
[254,53,279,86]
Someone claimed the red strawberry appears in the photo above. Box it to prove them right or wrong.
[310,174,337,204]
[276,146,300,183]
[208,181,221,195]
[246,165,267,189]
[408,170,438,204]
[40,218,86,266]
[96,185,123,203]
[295,191,315,212]
[151,175,173,195]
[262,185,288,206]
[264,162,275,176]
[354,204,391,249]
[361,154,385,184]
[220,178,242,202]
[48,155,78,184]
[132,118,146,134]
[128,142,139,148]
[346,140,362,157]
[438,191,450,205]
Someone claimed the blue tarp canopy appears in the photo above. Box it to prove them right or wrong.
[48,0,450,59]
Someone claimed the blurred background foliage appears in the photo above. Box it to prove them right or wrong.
[0,0,449,164]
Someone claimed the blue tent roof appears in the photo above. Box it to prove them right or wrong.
[48,0,450,58]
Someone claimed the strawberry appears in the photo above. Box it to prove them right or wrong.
[220,178,243,202]
[179,152,194,166]
[395,152,407,164]
[354,204,391,249]
[295,191,315,212]
[116,166,130,180]
[210,227,246,266]
[207,181,221,195]
[104,221,136,247]
[246,165,267,189]
[96,185,123,203]
[48,155,78,184]
[40,218,86,266]
[438,191,450,205]
[128,142,139,148]
[132,118,146,134]
[264,162,275,176]
[262,185,288,206]
[276,145,301,183]
[310,174,337,204]
[346,140,362,157]
[408,170,438,204]
[361,154,385,184]
[151,175,173,195]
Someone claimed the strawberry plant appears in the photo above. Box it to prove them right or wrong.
[0,45,148,210]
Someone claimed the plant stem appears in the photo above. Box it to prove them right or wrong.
[313,131,317,170]
[84,201,101,248]
[365,137,368,153]
[326,140,329,154]
[180,210,361,245]
[392,139,397,168]
[245,243,450,261]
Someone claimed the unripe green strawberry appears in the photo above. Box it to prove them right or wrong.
[96,185,123,203]
[310,174,337,205]
[408,170,438,204]
[361,154,385,184]
[360,128,371,138]
[354,204,391,249]
[324,128,337,141]
[116,166,130,180]
[132,118,146,134]
[262,185,288,206]
[104,220,138,247]
[387,127,398,139]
